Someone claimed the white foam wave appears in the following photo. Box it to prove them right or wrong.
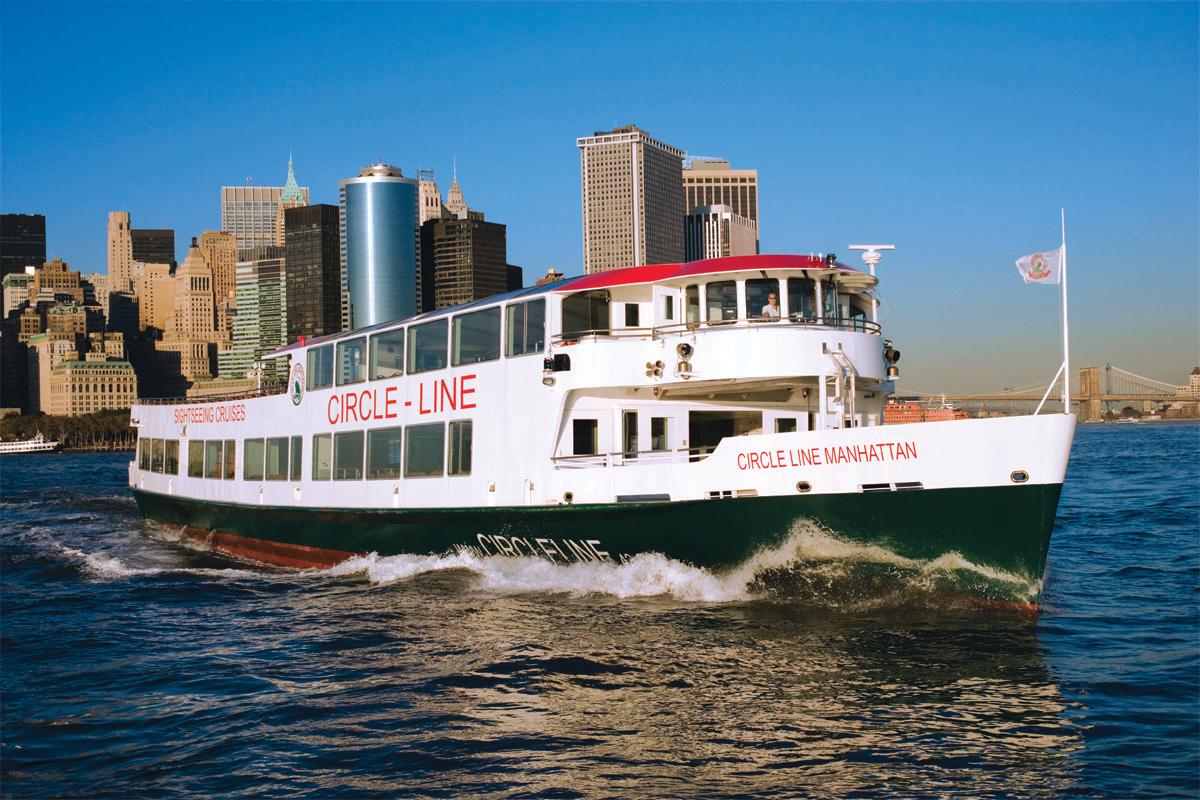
[322,522,1040,603]
[56,545,263,581]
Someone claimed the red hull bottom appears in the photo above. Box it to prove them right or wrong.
[183,526,358,570]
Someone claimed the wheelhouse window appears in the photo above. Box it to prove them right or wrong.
[312,433,332,480]
[685,285,700,325]
[408,319,448,374]
[747,278,780,321]
[188,441,204,478]
[448,420,472,476]
[822,279,839,321]
[561,290,610,338]
[787,278,816,321]
[369,329,405,380]
[307,345,334,390]
[404,422,445,478]
[164,440,180,475]
[243,438,265,481]
[624,304,640,328]
[334,431,364,480]
[505,298,545,356]
[336,337,366,385]
[452,307,501,366]
[205,440,223,479]
[663,295,675,321]
[705,281,737,324]
[367,426,403,480]
[572,419,598,455]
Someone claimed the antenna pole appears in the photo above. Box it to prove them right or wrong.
[1060,209,1070,413]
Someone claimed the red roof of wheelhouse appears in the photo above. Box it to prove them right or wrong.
[557,254,861,292]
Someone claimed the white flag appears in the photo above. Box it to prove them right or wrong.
[1015,247,1062,285]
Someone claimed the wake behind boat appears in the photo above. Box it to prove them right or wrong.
[128,252,1075,609]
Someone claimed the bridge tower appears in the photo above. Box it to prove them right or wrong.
[1079,366,1102,422]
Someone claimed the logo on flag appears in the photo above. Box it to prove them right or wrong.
[1015,247,1062,285]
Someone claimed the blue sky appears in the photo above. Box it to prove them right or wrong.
[2,2,1196,391]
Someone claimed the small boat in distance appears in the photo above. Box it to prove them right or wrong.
[0,432,60,455]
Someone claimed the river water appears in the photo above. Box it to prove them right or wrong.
[2,423,1197,798]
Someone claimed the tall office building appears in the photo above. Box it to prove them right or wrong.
[418,168,442,224]
[107,211,134,294]
[274,155,308,246]
[134,263,175,331]
[684,205,758,263]
[131,228,176,267]
[221,157,310,257]
[577,124,685,273]
[219,246,287,382]
[284,204,342,341]
[198,230,237,341]
[420,216,508,312]
[159,239,218,382]
[340,163,420,328]
[1,214,47,278]
[682,159,759,250]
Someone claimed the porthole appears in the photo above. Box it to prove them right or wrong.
[796,481,812,494]
[1010,470,1029,484]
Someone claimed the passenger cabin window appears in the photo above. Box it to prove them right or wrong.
[243,438,265,481]
[367,426,402,479]
[188,441,204,478]
[369,330,405,380]
[139,439,151,471]
[336,338,366,385]
[747,279,780,322]
[405,422,445,478]
[622,411,638,457]
[151,438,165,473]
[573,419,598,455]
[624,304,640,328]
[448,420,472,476]
[223,439,235,479]
[312,434,332,480]
[787,278,816,321]
[334,431,364,480]
[776,418,798,433]
[307,345,334,390]
[651,417,669,451]
[265,437,289,480]
[408,319,448,374]
[165,440,180,474]
[685,285,700,325]
[506,298,545,356]
[204,440,223,479]
[452,307,501,366]
[561,290,610,338]
[290,436,302,481]
[705,281,737,324]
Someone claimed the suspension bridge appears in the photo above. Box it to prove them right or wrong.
[898,364,1183,421]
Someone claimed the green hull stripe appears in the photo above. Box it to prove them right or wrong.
[131,483,1061,584]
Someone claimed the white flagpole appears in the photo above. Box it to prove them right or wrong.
[1061,208,1070,412]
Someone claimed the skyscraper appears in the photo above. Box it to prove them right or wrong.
[1,214,46,278]
[417,168,442,224]
[684,205,758,262]
[219,246,287,382]
[197,230,237,342]
[221,157,310,257]
[284,204,342,341]
[274,154,308,246]
[339,163,420,328]
[682,159,759,251]
[418,173,508,311]
[577,125,685,273]
[159,239,218,383]
[107,211,134,294]
[131,228,176,267]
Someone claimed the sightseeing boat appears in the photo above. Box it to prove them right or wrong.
[128,252,1076,607]
[0,432,60,455]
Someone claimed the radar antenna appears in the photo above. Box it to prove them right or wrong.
[848,244,895,277]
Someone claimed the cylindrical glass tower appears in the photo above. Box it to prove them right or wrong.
[339,164,419,329]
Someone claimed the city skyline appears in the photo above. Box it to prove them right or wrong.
[1,2,1196,391]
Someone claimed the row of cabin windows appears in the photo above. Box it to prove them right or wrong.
[137,421,473,483]
[308,299,545,390]
[571,415,672,456]
[311,421,473,480]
